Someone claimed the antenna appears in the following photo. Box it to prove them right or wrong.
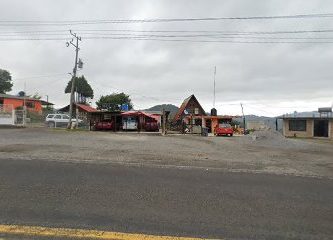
[213,66,216,107]
[23,81,27,126]
[240,103,246,134]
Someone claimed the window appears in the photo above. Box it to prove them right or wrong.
[219,123,231,128]
[289,120,307,131]
[62,115,69,119]
[47,114,54,118]
[26,101,35,108]
[194,108,199,114]
[54,115,61,119]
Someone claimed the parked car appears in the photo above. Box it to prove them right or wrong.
[94,121,114,131]
[45,114,82,128]
[215,123,234,136]
[145,121,159,132]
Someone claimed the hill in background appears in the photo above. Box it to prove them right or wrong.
[144,104,179,118]
[144,104,285,130]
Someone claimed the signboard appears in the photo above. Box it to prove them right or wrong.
[101,103,129,111]
[121,104,129,111]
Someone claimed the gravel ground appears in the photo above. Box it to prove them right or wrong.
[0,128,332,178]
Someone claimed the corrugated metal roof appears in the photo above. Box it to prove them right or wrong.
[58,103,98,113]
[121,111,160,121]
[76,104,98,113]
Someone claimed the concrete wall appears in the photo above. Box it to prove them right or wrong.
[283,119,314,138]
[247,121,270,130]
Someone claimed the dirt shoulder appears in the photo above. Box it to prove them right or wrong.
[0,128,332,178]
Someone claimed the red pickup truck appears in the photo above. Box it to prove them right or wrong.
[215,123,234,137]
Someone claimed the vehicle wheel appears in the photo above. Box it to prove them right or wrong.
[230,134,233,137]
[48,122,55,128]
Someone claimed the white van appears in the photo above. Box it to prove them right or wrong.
[122,117,137,130]
[45,114,82,128]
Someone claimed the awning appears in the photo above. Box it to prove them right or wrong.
[121,111,160,121]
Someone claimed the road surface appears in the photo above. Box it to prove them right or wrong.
[0,158,332,239]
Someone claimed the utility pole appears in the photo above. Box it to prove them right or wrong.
[275,118,278,131]
[240,103,246,135]
[66,30,81,129]
[46,95,49,110]
[75,86,79,128]
[23,81,27,126]
[162,108,166,135]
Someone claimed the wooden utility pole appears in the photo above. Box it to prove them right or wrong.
[66,30,81,129]
[275,118,278,131]
[162,108,166,135]
[23,81,27,126]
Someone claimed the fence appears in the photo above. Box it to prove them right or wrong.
[15,110,25,125]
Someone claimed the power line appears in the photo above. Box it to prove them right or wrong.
[2,29,333,35]
[0,36,332,43]
[2,32,333,40]
[0,13,332,26]
[14,73,68,80]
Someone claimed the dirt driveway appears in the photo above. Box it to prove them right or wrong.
[0,128,332,178]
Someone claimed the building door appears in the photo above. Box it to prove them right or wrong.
[314,120,329,137]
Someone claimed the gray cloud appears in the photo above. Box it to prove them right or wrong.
[0,0,332,116]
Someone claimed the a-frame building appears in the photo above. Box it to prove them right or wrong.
[174,94,206,122]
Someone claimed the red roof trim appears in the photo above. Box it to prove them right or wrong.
[121,111,160,121]
[76,104,98,113]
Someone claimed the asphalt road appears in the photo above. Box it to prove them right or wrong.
[0,158,332,240]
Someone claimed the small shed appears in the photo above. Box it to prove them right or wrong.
[121,111,161,132]
[174,94,233,133]
[280,108,333,139]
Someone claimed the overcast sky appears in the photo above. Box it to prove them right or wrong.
[0,0,332,116]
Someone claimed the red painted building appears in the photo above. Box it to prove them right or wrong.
[0,94,52,114]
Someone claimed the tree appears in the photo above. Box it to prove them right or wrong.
[230,119,240,127]
[0,69,13,94]
[65,75,94,103]
[96,92,133,111]
[17,91,41,99]
[30,93,42,99]
[18,91,26,97]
